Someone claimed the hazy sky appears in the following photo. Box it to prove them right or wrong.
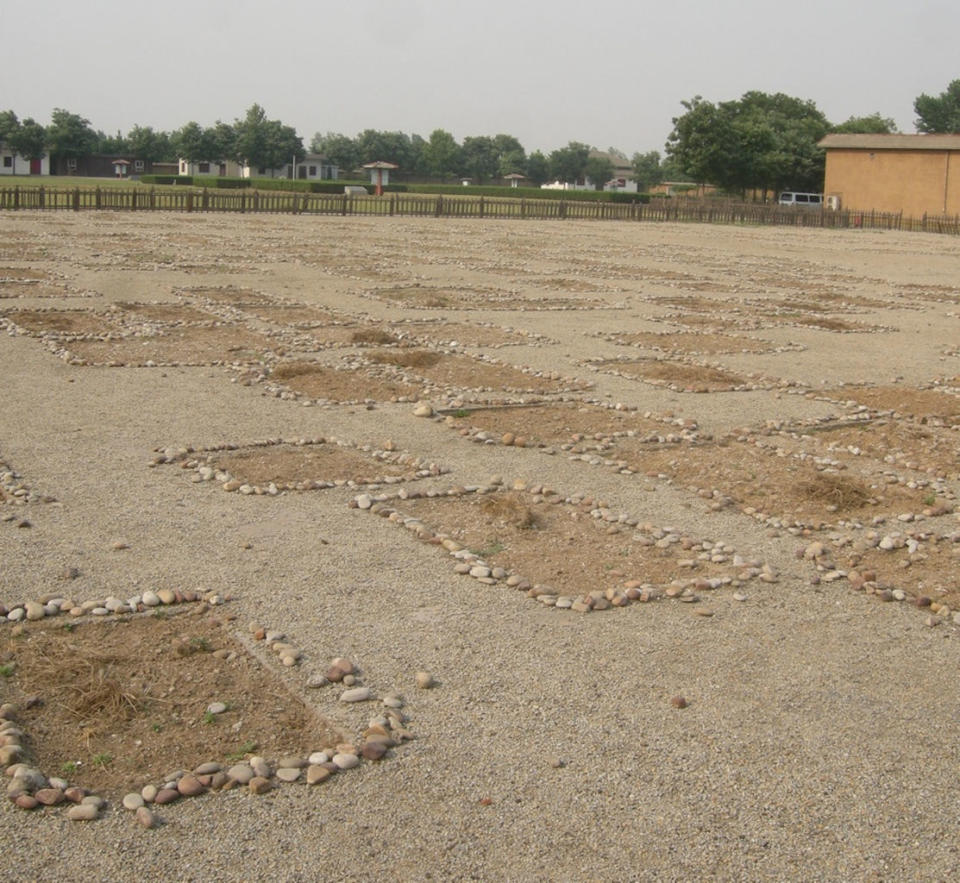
[3,0,957,156]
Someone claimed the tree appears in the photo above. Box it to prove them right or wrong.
[310,132,360,173]
[548,141,590,183]
[667,92,830,195]
[460,135,498,182]
[355,130,412,169]
[631,150,663,191]
[914,79,960,133]
[9,118,47,163]
[584,154,614,189]
[96,130,129,153]
[46,108,97,161]
[525,150,550,185]
[0,110,19,145]
[422,129,461,178]
[127,125,170,163]
[831,113,898,134]
[492,134,526,177]
[172,122,205,161]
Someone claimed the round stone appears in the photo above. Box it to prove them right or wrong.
[136,806,158,829]
[67,803,99,821]
[123,792,145,811]
[339,687,372,703]
[276,767,301,783]
[332,753,360,770]
[415,671,435,689]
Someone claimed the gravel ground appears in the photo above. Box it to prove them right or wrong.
[1,213,960,881]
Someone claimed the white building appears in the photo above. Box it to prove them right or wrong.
[178,158,243,177]
[0,145,49,176]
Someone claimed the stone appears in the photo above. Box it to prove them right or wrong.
[340,687,372,703]
[361,741,388,761]
[276,767,301,783]
[67,803,99,821]
[413,403,434,417]
[136,806,158,829]
[142,591,161,607]
[250,757,271,779]
[306,764,332,785]
[34,788,64,806]
[194,762,222,775]
[177,774,205,797]
[141,784,158,803]
[671,695,689,709]
[14,794,38,810]
[227,764,254,784]
[123,792,145,811]
[153,788,180,805]
[156,589,176,605]
[248,777,272,795]
[206,702,228,716]
[332,753,360,770]
[415,671,435,689]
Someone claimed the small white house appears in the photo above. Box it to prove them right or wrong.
[0,145,49,176]
[603,177,639,193]
[239,155,338,180]
[178,158,243,177]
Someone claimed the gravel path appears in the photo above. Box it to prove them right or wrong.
[1,213,959,881]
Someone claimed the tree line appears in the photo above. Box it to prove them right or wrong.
[2,79,958,192]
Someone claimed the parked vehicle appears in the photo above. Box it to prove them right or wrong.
[778,191,823,208]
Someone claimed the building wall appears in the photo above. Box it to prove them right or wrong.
[823,149,960,216]
[0,150,49,175]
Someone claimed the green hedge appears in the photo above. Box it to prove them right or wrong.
[402,183,650,203]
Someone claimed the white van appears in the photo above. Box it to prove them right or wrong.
[778,191,823,208]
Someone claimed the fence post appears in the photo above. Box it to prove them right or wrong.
[389,194,395,216]
[131,189,137,211]
[520,199,526,220]
[479,196,484,218]
[341,194,348,216]
[559,200,566,219]
[186,191,194,212]
[38,187,45,209]
[13,186,19,210]
[435,195,443,217]
[150,188,156,211]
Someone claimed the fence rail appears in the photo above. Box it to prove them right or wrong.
[0,186,957,235]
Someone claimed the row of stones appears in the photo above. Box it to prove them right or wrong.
[358,287,627,312]
[352,480,774,612]
[1,590,223,626]
[588,330,807,356]
[582,356,801,394]
[801,537,960,625]
[149,436,449,495]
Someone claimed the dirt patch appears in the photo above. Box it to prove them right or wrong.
[0,611,339,797]
[109,302,220,324]
[204,442,430,488]
[177,286,276,306]
[240,305,346,326]
[62,325,278,366]
[266,361,423,403]
[391,488,760,602]
[590,358,751,392]
[364,284,611,311]
[595,330,786,355]
[824,386,960,425]
[364,350,590,395]
[2,309,118,336]
[0,268,50,282]
[441,402,694,448]
[606,435,942,529]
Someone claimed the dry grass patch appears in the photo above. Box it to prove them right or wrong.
[599,330,779,354]
[64,326,276,366]
[211,443,417,487]
[268,361,422,402]
[2,309,118,336]
[110,302,219,323]
[179,286,276,306]
[594,358,748,392]
[825,386,960,425]
[1,612,339,797]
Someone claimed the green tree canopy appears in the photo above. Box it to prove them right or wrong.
[667,92,829,195]
[584,154,614,189]
[233,104,302,172]
[46,108,98,161]
[127,125,174,163]
[830,113,898,134]
[96,130,129,154]
[631,150,664,190]
[10,118,48,160]
[355,130,412,168]
[460,135,498,182]
[310,132,360,172]
[0,110,19,145]
[914,79,960,133]
[422,129,461,178]
[525,150,550,185]
[548,141,590,183]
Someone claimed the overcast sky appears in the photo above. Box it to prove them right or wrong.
[3,0,957,156]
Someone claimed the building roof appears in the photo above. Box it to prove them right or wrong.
[819,133,960,151]
[504,173,526,179]
[362,160,399,169]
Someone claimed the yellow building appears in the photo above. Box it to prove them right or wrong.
[819,133,960,216]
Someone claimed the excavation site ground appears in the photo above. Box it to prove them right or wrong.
[0,211,959,880]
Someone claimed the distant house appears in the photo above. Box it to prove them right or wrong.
[178,158,243,177]
[0,144,49,176]
[819,133,960,216]
[50,154,157,177]
[542,150,638,192]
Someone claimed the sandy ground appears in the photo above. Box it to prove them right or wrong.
[1,211,960,882]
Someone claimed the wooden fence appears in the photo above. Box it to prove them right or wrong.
[0,186,957,235]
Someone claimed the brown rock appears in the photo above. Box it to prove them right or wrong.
[361,741,388,761]
[671,695,689,709]
[248,777,272,795]
[136,806,158,829]
[306,765,332,785]
[177,775,205,797]
[154,788,180,805]
[34,788,64,806]
[63,787,87,804]
[15,794,39,810]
